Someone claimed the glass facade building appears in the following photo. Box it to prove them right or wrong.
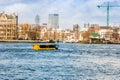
[48,14,59,29]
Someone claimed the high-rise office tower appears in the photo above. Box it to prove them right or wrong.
[48,14,59,29]
[35,14,40,25]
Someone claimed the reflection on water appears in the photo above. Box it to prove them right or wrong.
[0,43,120,80]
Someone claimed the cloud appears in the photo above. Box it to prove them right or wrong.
[3,3,27,13]
[0,0,21,5]
[0,0,120,29]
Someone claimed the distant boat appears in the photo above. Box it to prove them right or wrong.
[63,39,75,43]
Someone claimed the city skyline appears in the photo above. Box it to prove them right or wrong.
[0,0,120,29]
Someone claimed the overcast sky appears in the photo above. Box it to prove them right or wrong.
[0,0,120,29]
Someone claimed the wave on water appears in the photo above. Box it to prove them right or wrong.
[0,43,120,80]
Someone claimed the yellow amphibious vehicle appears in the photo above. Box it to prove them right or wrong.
[32,44,58,50]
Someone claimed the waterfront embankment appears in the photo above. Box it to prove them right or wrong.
[0,40,48,43]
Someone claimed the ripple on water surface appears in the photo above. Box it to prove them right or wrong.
[0,43,120,80]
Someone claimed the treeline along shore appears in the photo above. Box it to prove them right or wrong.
[1,40,120,44]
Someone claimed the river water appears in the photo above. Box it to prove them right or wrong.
[0,42,120,80]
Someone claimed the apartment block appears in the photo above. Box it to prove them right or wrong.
[0,12,18,40]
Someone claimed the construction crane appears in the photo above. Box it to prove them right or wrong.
[97,2,120,27]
